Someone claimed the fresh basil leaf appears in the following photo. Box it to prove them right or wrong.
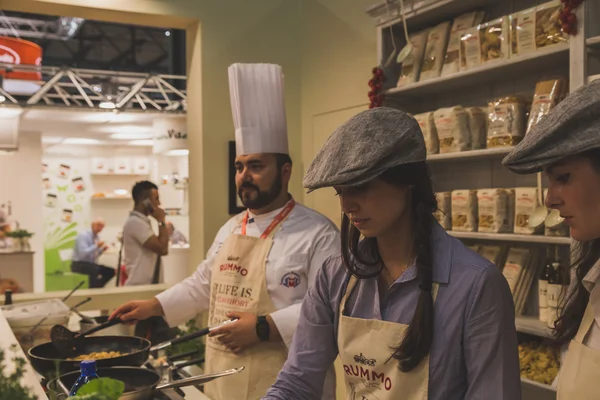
[70,377,125,399]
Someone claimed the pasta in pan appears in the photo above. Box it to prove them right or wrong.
[67,351,122,361]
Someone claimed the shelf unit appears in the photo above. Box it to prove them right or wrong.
[371,1,600,398]
[516,316,554,339]
[91,196,131,200]
[586,35,600,48]
[386,44,570,97]
[448,231,571,246]
[90,173,149,177]
[521,378,556,393]
[427,147,511,162]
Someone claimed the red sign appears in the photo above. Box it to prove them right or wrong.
[0,37,42,81]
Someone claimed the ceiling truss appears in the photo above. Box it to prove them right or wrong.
[0,63,186,114]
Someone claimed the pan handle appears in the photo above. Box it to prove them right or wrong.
[157,367,245,390]
[75,317,122,338]
[170,356,205,371]
[150,319,237,352]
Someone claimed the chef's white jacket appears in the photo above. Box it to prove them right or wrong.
[156,202,340,348]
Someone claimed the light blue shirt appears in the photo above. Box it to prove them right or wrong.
[263,222,521,400]
[72,230,103,263]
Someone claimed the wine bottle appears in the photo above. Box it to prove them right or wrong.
[546,250,564,329]
[538,248,553,322]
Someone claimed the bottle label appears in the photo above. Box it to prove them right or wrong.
[539,307,548,323]
[538,280,548,308]
[547,283,561,308]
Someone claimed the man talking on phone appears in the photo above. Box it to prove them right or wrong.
[122,180,169,287]
[121,180,174,343]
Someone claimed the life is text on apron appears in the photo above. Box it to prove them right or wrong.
[338,274,439,400]
[204,200,295,400]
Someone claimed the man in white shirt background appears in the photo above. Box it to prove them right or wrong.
[121,180,175,343]
[71,218,114,288]
[111,63,338,400]
[122,180,169,286]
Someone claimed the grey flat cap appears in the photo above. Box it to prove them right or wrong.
[502,80,600,174]
[303,107,426,192]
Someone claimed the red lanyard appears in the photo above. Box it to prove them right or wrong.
[241,199,295,239]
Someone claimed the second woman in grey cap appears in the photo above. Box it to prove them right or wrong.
[503,80,600,400]
[263,107,521,400]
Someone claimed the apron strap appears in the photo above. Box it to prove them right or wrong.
[340,275,359,315]
[240,199,296,239]
[575,301,596,343]
[339,271,440,316]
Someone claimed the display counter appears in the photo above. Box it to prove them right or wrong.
[0,307,52,399]
[0,285,213,399]
[0,250,34,292]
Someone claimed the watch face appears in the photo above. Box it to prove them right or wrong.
[257,318,269,341]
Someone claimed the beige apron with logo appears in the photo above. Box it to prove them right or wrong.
[204,201,295,400]
[338,275,438,400]
[557,301,600,399]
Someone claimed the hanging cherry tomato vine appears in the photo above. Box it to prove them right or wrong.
[559,0,583,35]
[368,67,384,108]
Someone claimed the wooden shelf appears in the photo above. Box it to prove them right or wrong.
[91,173,149,177]
[587,36,600,48]
[427,147,512,162]
[91,196,130,200]
[448,231,571,245]
[385,44,569,97]
[515,316,554,339]
[521,377,556,392]
[368,0,502,30]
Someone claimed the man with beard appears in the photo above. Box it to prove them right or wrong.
[110,63,339,400]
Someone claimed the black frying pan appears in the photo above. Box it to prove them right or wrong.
[28,335,150,379]
[46,366,245,400]
[27,319,234,379]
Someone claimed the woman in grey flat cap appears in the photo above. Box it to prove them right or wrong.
[503,80,600,400]
[263,107,521,400]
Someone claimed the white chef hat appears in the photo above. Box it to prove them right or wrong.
[228,63,289,156]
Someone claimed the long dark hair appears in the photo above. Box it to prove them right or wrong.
[554,148,600,345]
[341,162,437,372]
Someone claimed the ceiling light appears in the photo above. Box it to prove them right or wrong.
[3,79,41,95]
[165,31,171,37]
[99,100,116,109]
[63,138,102,145]
[166,149,189,156]
[129,139,154,146]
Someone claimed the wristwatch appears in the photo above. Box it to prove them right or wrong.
[256,316,270,342]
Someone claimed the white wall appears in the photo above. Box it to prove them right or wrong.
[0,131,44,292]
